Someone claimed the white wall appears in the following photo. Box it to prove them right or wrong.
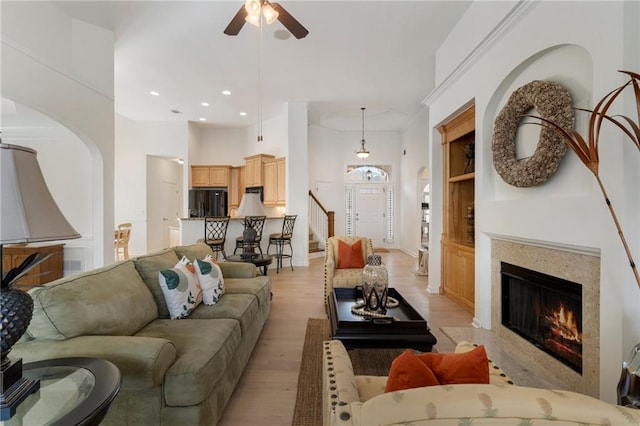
[425,0,639,401]
[399,107,429,255]
[2,1,115,268]
[114,116,188,256]
[308,125,402,237]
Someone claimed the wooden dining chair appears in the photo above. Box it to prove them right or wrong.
[114,223,132,260]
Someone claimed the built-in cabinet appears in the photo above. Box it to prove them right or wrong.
[263,157,286,206]
[191,165,231,187]
[244,154,275,188]
[439,105,475,314]
[2,243,64,291]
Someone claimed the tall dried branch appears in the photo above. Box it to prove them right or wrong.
[528,70,640,290]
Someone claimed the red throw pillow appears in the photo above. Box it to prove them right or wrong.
[336,240,365,269]
[417,345,490,385]
[384,349,439,393]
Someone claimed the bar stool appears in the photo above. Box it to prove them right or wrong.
[267,215,297,273]
[204,216,230,260]
[234,216,266,255]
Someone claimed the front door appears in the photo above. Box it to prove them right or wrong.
[354,186,385,247]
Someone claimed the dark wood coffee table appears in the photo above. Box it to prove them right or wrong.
[328,287,437,351]
[226,254,273,275]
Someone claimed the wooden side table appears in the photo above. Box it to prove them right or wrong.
[2,243,64,291]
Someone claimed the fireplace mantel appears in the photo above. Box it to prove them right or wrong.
[486,232,600,257]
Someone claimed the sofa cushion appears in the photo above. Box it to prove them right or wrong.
[28,261,158,340]
[135,318,242,406]
[194,255,225,305]
[224,276,271,308]
[189,294,259,333]
[331,269,364,288]
[172,243,214,261]
[11,335,176,390]
[158,257,203,319]
[134,248,180,318]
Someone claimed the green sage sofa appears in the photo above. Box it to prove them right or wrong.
[12,243,271,425]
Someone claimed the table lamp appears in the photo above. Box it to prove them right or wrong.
[235,193,266,257]
[0,142,81,420]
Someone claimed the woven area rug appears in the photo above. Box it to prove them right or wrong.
[292,318,404,426]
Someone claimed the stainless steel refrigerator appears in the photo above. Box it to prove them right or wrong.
[189,188,228,217]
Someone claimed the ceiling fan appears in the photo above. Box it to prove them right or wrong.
[224,0,309,39]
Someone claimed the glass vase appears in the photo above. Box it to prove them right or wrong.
[617,343,640,409]
[361,255,389,312]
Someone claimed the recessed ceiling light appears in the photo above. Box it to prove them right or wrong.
[150,91,160,96]
[201,102,209,107]
[239,112,247,116]
[222,90,231,96]
[199,117,206,121]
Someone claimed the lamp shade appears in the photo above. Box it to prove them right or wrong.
[0,143,80,244]
[236,193,266,217]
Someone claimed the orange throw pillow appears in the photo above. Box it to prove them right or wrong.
[384,349,439,393]
[385,345,490,393]
[417,345,490,385]
[336,240,365,269]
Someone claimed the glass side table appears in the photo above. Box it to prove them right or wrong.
[1,357,121,426]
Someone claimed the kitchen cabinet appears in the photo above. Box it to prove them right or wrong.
[264,157,286,206]
[191,166,231,187]
[244,154,274,187]
[439,104,475,314]
[229,166,246,208]
[2,243,64,291]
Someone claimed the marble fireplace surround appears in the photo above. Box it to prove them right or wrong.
[491,237,600,397]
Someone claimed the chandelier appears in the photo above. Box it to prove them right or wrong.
[355,107,370,159]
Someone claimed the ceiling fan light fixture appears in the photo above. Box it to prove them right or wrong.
[244,0,261,14]
[355,107,370,159]
[245,11,261,27]
[262,3,279,25]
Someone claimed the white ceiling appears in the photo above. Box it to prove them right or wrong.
[47,1,471,132]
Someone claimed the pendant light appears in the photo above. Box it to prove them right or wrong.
[356,107,370,159]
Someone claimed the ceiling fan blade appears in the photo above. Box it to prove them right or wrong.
[272,3,309,39]
[224,5,248,36]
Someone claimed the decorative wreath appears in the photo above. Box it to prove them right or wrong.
[492,80,574,187]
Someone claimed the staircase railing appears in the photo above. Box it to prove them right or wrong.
[308,190,334,246]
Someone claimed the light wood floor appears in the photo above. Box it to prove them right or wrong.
[217,249,473,426]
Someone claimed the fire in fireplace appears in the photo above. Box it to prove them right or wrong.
[501,262,583,374]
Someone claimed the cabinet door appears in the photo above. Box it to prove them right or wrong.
[229,168,240,207]
[209,167,229,187]
[192,166,210,187]
[441,242,474,313]
[263,162,277,205]
[245,158,257,187]
[276,158,286,204]
[238,166,245,201]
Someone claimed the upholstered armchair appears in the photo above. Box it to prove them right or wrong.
[323,235,374,306]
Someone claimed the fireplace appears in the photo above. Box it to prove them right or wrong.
[501,262,583,374]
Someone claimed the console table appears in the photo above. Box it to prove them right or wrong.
[1,243,64,291]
